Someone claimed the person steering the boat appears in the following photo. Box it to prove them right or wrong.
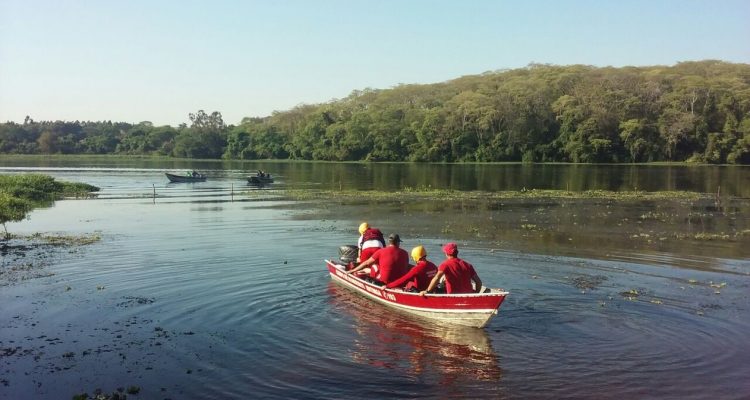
[385,245,437,292]
[356,222,385,263]
[420,242,482,295]
[348,233,409,285]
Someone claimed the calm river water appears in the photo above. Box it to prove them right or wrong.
[1,160,749,399]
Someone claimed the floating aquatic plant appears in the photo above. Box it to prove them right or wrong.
[694,232,732,241]
[282,188,707,202]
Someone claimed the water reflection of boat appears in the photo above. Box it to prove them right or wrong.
[326,260,508,328]
[165,172,206,182]
[328,283,502,382]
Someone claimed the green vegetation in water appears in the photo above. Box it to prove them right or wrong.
[282,187,708,202]
[23,232,103,246]
[0,174,98,201]
[674,232,746,242]
[571,275,608,290]
[1,233,101,286]
[692,232,732,241]
[72,385,138,400]
[281,183,749,265]
[0,174,99,238]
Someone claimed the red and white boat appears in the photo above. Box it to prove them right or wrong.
[325,260,509,328]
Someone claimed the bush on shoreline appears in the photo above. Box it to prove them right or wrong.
[0,174,99,238]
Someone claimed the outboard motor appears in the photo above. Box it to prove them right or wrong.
[339,245,358,265]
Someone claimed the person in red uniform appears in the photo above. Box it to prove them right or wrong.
[357,222,384,263]
[420,242,482,295]
[348,233,409,285]
[386,245,437,292]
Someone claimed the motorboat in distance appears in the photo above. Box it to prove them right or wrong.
[166,171,206,183]
[247,172,274,185]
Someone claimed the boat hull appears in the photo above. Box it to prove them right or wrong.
[326,260,507,328]
[165,173,206,183]
[247,176,274,184]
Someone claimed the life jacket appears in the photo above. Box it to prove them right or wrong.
[361,228,385,247]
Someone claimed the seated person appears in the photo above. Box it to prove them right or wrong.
[420,242,482,295]
[356,222,384,263]
[386,245,437,292]
[348,233,409,285]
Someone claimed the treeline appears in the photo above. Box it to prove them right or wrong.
[0,110,228,159]
[2,60,750,164]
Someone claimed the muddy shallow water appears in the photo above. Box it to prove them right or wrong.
[1,166,749,399]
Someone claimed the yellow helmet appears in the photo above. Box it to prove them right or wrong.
[358,222,369,235]
[411,245,426,262]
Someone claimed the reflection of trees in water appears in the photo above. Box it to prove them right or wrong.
[261,163,749,197]
[327,283,502,386]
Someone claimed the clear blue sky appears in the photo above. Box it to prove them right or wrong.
[1,0,748,126]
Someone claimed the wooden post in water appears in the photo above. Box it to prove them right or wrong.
[153,184,156,203]
[716,185,722,208]
[231,183,234,202]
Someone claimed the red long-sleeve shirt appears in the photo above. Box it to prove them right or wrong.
[386,259,437,291]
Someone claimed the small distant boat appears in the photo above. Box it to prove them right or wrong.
[325,260,508,328]
[247,173,274,185]
[166,172,206,183]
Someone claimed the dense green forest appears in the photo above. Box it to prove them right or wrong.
[2,61,750,164]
